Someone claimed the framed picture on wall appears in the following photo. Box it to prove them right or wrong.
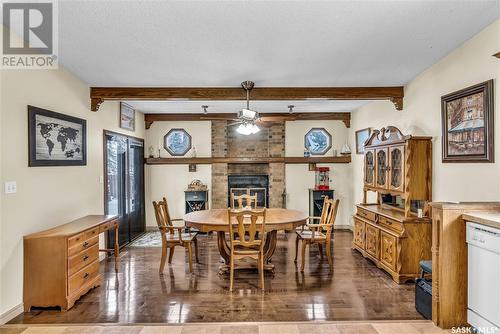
[304,128,332,155]
[355,128,371,154]
[441,80,494,163]
[28,105,87,166]
[120,102,135,131]
[164,128,192,156]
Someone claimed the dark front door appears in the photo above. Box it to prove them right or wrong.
[104,131,145,248]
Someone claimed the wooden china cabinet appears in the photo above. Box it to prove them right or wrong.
[353,126,432,283]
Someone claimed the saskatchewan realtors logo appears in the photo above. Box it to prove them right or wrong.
[1,0,58,69]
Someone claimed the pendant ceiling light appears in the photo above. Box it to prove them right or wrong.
[236,81,260,135]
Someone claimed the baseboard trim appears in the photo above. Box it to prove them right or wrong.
[0,303,23,324]
[334,225,353,231]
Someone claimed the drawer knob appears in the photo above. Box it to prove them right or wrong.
[83,255,89,261]
[83,241,89,248]
[83,272,89,279]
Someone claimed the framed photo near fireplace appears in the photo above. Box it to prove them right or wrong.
[28,105,87,167]
[441,80,494,163]
[355,128,371,154]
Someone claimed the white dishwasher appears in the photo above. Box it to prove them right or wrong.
[466,221,500,333]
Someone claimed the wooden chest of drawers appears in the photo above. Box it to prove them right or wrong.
[23,215,118,311]
[352,204,431,283]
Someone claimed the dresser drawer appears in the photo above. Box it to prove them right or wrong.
[85,227,99,240]
[379,216,403,233]
[68,243,99,276]
[100,220,118,233]
[68,235,98,257]
[68,232,85,249]
[357,207,377,222]
[68,260,100,296]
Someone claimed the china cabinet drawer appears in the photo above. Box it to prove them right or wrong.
[68,235,98,257]
[379,216,403,233]
[380,231,397,271]
[357,207,376,222]
[68,260,100,296]
[365,224,380,259]
[353,218,365,249]
[68,244,99,276]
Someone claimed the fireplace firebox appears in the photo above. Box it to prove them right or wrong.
[228,175,269,208]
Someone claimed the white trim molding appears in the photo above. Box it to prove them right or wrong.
[0,303,23,324]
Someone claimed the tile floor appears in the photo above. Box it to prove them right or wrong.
[0,321,450,334]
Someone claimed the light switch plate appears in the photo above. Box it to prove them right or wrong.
[4,181,17,194]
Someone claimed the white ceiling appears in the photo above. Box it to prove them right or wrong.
[124,99,371,114]
[59,0,499,88]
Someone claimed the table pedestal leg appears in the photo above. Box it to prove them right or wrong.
[217,230,277,274]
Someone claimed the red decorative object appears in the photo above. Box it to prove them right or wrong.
[315,167,330,190]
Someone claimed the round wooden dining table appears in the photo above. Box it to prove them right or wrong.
[184,208,308,272]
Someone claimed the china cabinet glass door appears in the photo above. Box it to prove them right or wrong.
[376,148,389,189]
[389,146,405,192]
[364,150,375,187]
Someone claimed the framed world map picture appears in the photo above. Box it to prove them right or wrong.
[28,105,87,166]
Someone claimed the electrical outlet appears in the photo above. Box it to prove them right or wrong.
[4,181,17,194]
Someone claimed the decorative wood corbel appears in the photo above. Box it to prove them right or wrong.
[145,120,154,129]
[91,98,103,112]
[390,97,403,111]
[341,119,350,128]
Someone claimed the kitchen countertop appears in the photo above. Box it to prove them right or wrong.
[462,212,500,230]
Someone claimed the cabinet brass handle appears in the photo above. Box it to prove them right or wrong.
[83,255,89,261]
[83,272,89,279]
[83,241,89,248]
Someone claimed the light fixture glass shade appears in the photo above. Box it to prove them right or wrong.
[236,123,260,135]
[238,109,258,121]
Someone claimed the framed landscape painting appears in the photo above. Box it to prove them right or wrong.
[120,102,135,131]
[28,106,87,166]
[441,80,494,163]
[355,128,371,154]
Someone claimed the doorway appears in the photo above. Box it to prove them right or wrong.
[104,130,145,248]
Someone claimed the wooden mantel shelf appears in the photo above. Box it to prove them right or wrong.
[145,156,351,165]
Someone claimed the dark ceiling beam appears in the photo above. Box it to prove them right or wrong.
[90,86,404,111]
[144,112,351,129]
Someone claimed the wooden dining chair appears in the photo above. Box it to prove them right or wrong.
[294,196,340,272]
[153,197,199,273]
[227,208,266,291]
[231,193,258,209]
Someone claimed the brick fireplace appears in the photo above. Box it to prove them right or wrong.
[211,120,286,209]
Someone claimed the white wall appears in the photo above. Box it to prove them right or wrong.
[0,67,145,319]
[349,20,500,213]
[286,120,352,227]
[145,121,211,226]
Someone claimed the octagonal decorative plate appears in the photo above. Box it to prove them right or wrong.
[304,128,332,155]
[164,128,192,156]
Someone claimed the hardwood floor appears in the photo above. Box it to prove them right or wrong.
[10,230,424,324]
